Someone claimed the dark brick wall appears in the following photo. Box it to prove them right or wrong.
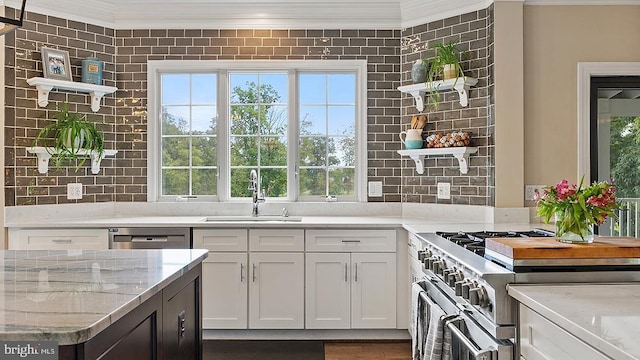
[115,28,402,203]
[4,8,403,205]
[4,6,496,207]
[399,6,495,206]
[4,9,123,206]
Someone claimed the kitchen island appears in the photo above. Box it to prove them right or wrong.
[509,283,640,360]
[0,249,208,360]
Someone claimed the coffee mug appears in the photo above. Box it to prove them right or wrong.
[399,129,423,149]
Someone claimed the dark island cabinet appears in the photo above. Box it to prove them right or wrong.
[59,264,202,360]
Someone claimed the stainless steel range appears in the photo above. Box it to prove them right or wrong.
[409,229,640,360]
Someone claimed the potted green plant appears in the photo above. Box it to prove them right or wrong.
[33,103,104,170]
[424,40,466,109]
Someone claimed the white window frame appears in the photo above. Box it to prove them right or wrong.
[147,60,367,203]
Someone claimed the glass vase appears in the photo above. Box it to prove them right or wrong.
[554,210,594,244]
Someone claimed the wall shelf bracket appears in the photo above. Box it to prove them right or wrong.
[27,77,118,112]
[398,77,478,111]
[397,147,478,174]
[27,147,118,174]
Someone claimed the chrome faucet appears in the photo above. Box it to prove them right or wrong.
[248,170,265,216]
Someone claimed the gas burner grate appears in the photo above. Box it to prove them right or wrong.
[434,229,555,257]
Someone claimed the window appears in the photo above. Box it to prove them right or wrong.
[160,73,218,197]
[229,72,289,198]
[148,60,366,202]
[298,73,356,198]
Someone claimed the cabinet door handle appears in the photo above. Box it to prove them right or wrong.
[344,263,348,282]
[240,263,245,282]
[252,264,257,282]
[354,263,358,282]
[52,239,72,243]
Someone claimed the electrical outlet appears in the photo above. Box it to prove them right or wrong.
[437,182,451,199]
[67,183,83,200]
[368,181,383,197]
[525,185,546,201]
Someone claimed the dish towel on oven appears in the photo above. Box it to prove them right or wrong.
[411,281,427,360]
[422,295,456,360]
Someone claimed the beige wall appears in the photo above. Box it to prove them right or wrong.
[523,5,640,191]
[494,1,524,208]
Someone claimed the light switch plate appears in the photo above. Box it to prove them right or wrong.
[368,181,383,197]
[437,182,451,199]
[67,183,83,200]
[525,185,546,201]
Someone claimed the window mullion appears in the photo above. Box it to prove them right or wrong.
[288,69,298,201]
[218,70,230,201]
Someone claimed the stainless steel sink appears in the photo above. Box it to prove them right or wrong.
[203,216,303,222]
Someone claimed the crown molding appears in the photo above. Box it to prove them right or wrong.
[5,0,114,27]
[400,0,493,28]
[113,3,401,30]
[6,0,640,30]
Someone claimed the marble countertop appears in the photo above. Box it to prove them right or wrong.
[0,249,208,345]
[509,284,640,360]
[5,214,552,233]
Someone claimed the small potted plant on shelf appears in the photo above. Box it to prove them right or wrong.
[33,102,104,171]
[424,40,466,109]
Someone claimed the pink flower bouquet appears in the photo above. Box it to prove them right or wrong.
[535,177,619,242]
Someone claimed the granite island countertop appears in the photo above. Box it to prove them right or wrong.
[0,249,208,345]
[509,284,640,360]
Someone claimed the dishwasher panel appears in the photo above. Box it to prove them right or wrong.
[109,227,191,249]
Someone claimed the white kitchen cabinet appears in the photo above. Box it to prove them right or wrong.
[192,229,247,251]
[306,252,396,329]
[8,228,108,250]
[194,229,249,329]
[305,229,396,252]
[351,253,397,328]
[305,253,351,329]
[249,229,304,252]
[519,304,610,360]
[202,252,248,329]
[249,252,304,329]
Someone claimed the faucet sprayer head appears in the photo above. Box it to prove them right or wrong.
[248,170,258,191]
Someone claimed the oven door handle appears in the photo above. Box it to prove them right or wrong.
[446,318,494,360]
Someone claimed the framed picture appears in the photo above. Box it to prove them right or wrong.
[41,47,72,81]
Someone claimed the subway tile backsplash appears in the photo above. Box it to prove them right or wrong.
[4,6,494,207]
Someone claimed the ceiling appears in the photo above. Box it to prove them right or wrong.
[6,0,640,30]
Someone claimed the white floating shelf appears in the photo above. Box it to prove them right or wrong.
[398,77,478,111]
[27,147,118,174]
[397,147,478,174]
[27,77,118,112]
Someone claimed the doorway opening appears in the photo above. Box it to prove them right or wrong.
[590,76,640,237]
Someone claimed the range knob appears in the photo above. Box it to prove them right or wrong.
[461,280,475,299]
[442,267,455,280]
[418,249,432,262]
[448,270,464,288]
[469,285,489,307]
[432,260,445,275]
[454,279,467,296]
[427,256,439,270]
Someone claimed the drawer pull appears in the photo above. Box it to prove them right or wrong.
[341,239,361,243]
[354,263,358,282]
[344,263,348,282]
[252,264,257,282]
[52,239,72,243]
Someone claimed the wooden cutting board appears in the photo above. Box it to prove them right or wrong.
[485,236,640,259]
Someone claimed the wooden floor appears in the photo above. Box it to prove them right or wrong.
[324,342,411,360]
